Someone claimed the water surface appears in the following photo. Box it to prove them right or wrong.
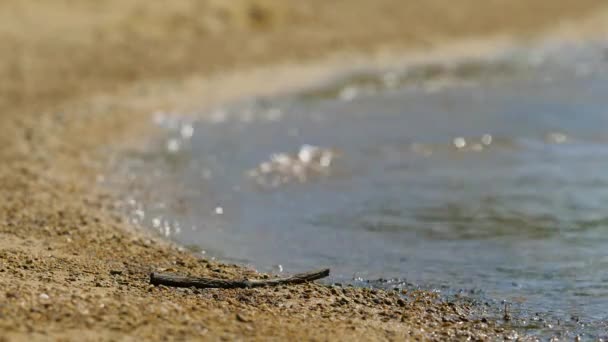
[114,41,608,338]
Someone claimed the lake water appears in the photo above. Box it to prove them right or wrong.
[113,40,608,338]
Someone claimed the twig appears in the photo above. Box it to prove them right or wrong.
[150,268,330,289]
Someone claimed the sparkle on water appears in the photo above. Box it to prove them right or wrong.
[110,40,608,339]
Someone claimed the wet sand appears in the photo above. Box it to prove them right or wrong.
[1,1,608,340]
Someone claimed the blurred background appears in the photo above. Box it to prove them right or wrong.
[1,0,605,112]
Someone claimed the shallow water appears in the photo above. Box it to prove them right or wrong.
[114,41,608,338]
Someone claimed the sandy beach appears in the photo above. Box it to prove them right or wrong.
[2,1,608,340]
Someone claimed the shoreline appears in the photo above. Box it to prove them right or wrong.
[2,2,608,340]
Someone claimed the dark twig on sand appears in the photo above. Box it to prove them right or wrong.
[150,268,330,289]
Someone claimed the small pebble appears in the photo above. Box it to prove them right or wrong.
[236,313,252,323]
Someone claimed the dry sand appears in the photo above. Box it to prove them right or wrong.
[1,1,608,340]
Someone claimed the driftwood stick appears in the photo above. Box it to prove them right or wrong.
[150,268,330,289]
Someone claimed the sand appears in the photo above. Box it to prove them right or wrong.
[1,1,608,340]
